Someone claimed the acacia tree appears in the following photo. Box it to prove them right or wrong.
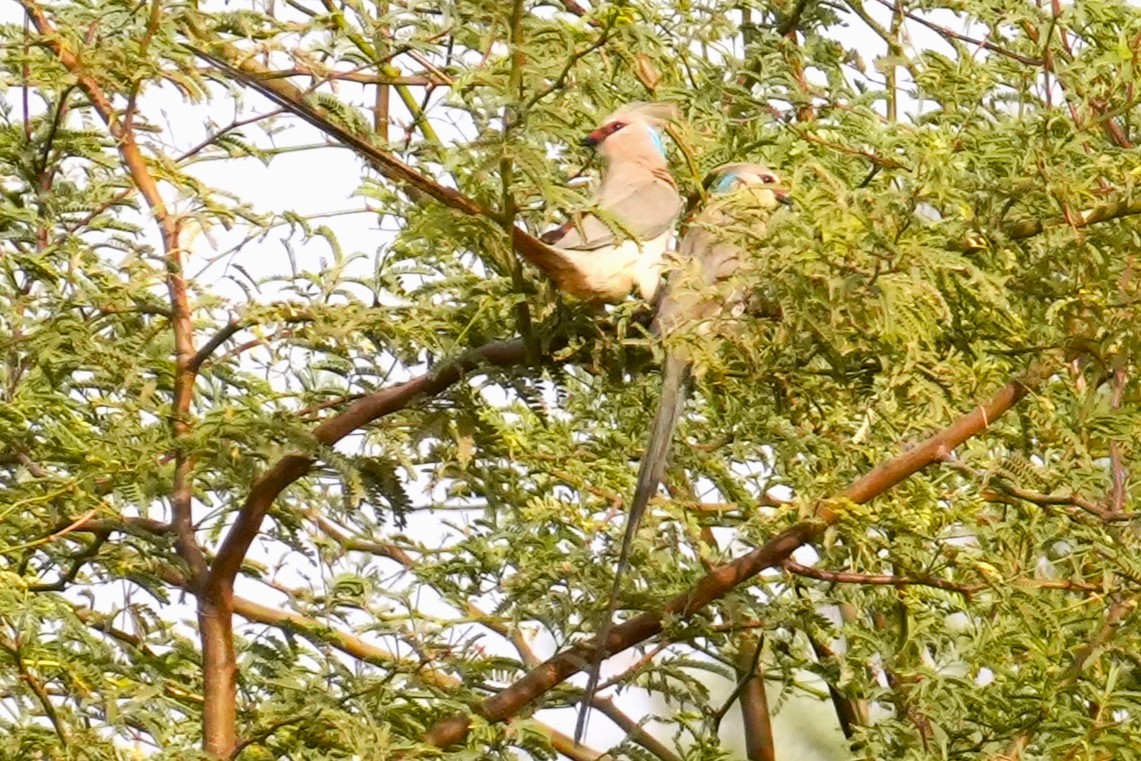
[3,0,1141,758]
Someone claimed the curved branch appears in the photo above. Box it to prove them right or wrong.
[164,569,611,758]
[308,511,416,568]
[1004,196,1141,240]
[186,46,583,289]
[209,338,526,592]
[1,633,69,745]
[423,365,1047,748]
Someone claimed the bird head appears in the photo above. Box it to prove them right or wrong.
[707,163,793,208]
[580,101,679,163]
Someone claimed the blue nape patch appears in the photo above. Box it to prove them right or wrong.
[713,172,739,193]
[649,128,666,156]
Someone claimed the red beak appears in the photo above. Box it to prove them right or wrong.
[581,129,605,148]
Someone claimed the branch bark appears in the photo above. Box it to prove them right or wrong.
[423,366,1046,748]
[208,338,525,591]
[18,0,225,749]
[734,636,775,761]
[186,46,584,290]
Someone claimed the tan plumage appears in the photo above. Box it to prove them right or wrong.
[541,103,685,301]
[576,162,791,742]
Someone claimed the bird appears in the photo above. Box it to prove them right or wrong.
[574,162,792,741]
[540,102,685,302]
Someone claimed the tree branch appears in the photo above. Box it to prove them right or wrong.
[423,366,1046,747]
[782,560,978,597]
[208,338,526,592]
[735,637,775,761]
[805,630,866,739]
[872,0,1045,66]
[186,47,583,289]
[189,320,243,373]
[0,631,69,745]
[311,492,673,759]
[19,1,208,581]
[591,696,682,761]
[167,568,609,758]
[945,460,1131,523]
[308,511,416,568]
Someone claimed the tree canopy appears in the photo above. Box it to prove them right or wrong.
[3,0,1141,758]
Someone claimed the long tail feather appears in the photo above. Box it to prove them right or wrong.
[574,351,691,742]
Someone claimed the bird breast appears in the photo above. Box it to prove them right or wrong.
[555,231,673,301]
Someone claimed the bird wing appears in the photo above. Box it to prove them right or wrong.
[542,171,681,251]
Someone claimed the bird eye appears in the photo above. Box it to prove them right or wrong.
[760,174,776,184]
[608,121,627,133]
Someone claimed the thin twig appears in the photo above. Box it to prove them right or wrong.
[782,560,978,597]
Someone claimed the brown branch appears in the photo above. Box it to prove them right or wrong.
[173,570,608,758]
[873,0,1045,66]
[315,491,670,759]
[308,511,415,568]
[789,558,1097,597]
[1,632,69,745]
[24,3,233,750]
[1106,366,1128,513]
[208,338,525,591]
[736,638,775,761]
[186,47,582,289]
[591,696,682,761]
[782,560,978,597]
[25,525,108,592]
[1003,196,1141,240]
[781,121,909,170]
[189,320,243,372]
[71,605,153,653]
[224,66,441,86]
[522,22,615,111]
[480,599,678,761]
[17,14,226,744]
[981,487,1129,523]
[999,592,1139,757]
[777,0,816,122]
[872,607,933,749]
[226,592,457,689]
[39,514,169,538]
[1063,595,1138,682]
[423,366,1045,747]
[805,631,866,739]
[374,59,390,142]
[592,640,670,695]
[229,711,324,761]
[19,1,208,571]
[175,109,286,164]
[946,460,1130,522]
[157,565,456,692]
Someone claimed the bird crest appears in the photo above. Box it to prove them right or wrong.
[602,101,680,127]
